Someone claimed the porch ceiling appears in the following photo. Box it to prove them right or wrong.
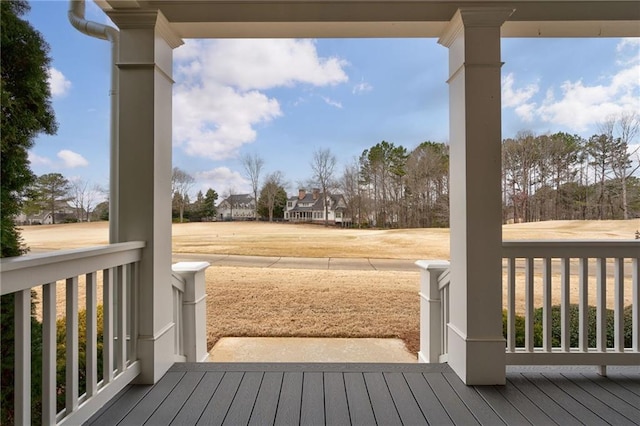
[96,1,640,38]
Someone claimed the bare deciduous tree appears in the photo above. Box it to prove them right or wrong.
[310,148,337,226]
[70,178,100,221]
[261,171,285,222]
[171,167,195,222]
[241,153,264,220]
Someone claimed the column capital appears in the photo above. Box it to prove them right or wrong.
[108,9,183,49]
[439,7,515,47]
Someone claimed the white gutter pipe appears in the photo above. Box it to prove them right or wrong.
[68,0,119,243]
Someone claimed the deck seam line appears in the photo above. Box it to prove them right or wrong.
[194,372,226,425]
[568,372,640,424]
[399,372,431,424]
[246,371,265,424]
[424,372,460,425]
[168,371,206,426]
[505,375,560,426]
[143,371,186,425]
[526,372,584,424]
[542,372,610,425]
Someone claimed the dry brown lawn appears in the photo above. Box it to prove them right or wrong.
[19,219,639,355]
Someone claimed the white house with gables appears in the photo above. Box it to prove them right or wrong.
[284,188,349,225]
[0,1,638,424]
[217,194,256,221]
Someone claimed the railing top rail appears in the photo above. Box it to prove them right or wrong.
[0,241,145,295]
[502,239,639,258]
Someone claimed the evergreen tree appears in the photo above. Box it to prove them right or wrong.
[1,1,57,422]
[32,173,71,224]
[202,188,219,220]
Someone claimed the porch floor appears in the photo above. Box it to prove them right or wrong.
[85,363,640,425]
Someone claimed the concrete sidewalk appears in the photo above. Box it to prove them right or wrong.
[172,253,418,271]
[207,337,417,363]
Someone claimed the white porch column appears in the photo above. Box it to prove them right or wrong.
[438,8,512,385]
[108,10,183,384]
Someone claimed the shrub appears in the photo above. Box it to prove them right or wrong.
[55,305,104,413]
[503,304,633,348]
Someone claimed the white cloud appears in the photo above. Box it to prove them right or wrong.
[193,39,348,91]
[173,39,349,160]
[322,96,343,109]
[28,151,52,166]
[536,64,639,131]
[196,167,249,197]
[57,150,88,168]
[503,50,639,132]
[616,38,640,53]
[47,67,71,97]
[352,81,373,94]
[502,73,538,110]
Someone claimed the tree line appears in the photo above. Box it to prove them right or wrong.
[337,114,638,228]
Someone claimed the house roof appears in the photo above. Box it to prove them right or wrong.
[288,192,346,212]
[219,194,254,206]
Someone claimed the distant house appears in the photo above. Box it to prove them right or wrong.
[16,201,86,225]
[284,188,350,225]
[217,194,256,221]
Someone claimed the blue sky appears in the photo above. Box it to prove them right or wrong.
[25,1,640,201]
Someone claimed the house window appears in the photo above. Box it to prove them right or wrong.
[287,202,292,208]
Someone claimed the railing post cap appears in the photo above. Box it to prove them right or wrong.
[172,262,210,273]
[415,259,450,270]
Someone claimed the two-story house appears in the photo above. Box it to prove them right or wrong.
[217,194,256,221]
[285,188,349,225]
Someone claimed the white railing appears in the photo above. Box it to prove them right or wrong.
[171,262,210,363]
[418,240,639,371]
[0,242,144,425]
[416,260,450,363]
[503,240,639,370]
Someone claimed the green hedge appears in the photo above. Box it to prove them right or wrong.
[503,304,633,348]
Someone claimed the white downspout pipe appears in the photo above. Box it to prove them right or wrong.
[68,0,119,243]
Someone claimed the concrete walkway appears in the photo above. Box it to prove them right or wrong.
[207,337,417,363]
[173,253,418,271]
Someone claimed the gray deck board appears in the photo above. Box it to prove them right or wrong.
[404,371,454,425]
[506,374,581,425]
[324,372,351,426]
[521,373,609,425]
[83,363,640,426]
[473,385,533,425]
[563,373,640,424]
[273,371,303,425]
[87,384,153,426]
[344,372,377,426]
[363,372,402,425]
[383,372,428,425]
[222,371,263,426]
[442,372,506,426]
[197,371,244,426]
[146,371,205,426]
[119,371,184,425]
[583,374,640,407]
[300,372,325,426]
[423,372,480,425]
[171,371,224,425]
[543,372,637,425]
[248,371,283,426]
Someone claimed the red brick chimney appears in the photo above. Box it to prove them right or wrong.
[312,188,320,200]
[298,189,306,200]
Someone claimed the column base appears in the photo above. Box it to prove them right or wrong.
[447,323,506,385]
[135,321,175,384]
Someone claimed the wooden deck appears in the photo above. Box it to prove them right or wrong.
[85,363,640,425]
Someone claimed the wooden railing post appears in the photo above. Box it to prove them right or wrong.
[416,260,450,363]
[172,262,210,362]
